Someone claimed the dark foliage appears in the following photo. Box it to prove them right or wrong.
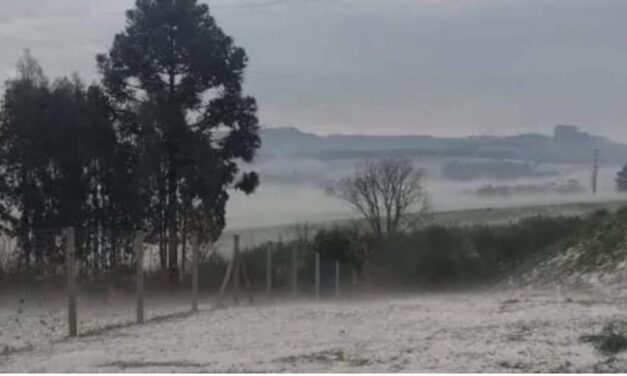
[0,54,141,270]
[581,321,627,355]
[0,0,260,279]
[97,0,260,281]
[241,215,583,288]
[616,165,627,192]
[312,228,351,262]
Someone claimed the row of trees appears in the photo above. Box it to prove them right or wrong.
[0,0,261,281]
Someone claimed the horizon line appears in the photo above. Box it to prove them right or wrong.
[259,124,589,139]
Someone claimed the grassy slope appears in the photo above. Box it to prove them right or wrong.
[510,205,627,287]
[217,199,627,255]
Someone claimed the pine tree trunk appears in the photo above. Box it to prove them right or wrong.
[180,214,187,283]
[158,166,167,270]
[110,234,117,269]
[20,187,31,267]
[167,161,178,283]
[159,223,166,270]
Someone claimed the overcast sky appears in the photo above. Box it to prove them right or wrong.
[1,0,627,140]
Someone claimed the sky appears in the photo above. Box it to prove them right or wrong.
[1,0,627,140]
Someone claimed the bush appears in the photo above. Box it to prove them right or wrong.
[581,321,627,355]
[312,227,352,263]
[241,241,295,291]
[577,206,627,253]
[377,226,488,284]
[238,214,586,289]
[371,215,582,285]
[467,216,581,269]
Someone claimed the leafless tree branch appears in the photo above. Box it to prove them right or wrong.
[337,158,429,238]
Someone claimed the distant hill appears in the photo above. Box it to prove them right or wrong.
[260,125,627,165]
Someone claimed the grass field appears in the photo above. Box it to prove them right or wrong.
[2,287,627,372]
[217,198,627,256]
[2,198,627,372]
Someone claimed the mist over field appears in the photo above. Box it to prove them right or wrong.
[6,1,627,372]
[227,162,623,229]
[225,126,627,232]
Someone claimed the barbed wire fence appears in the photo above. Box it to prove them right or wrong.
[0,222,360,339]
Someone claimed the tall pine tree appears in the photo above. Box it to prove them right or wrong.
[97,0,260,281]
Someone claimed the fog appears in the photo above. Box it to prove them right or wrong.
[225,157,626,231]
[3,1,627,140]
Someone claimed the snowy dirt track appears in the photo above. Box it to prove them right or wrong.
[2,288,627,372]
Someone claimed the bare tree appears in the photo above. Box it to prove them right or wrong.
[337,158,429,237]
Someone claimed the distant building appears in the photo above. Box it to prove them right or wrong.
[553,125,590,143]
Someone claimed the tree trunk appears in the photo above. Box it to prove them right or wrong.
[180,214,187,284]
[20,189,31,267]
[110,232,117,269]
[166,63,179,283]
[167,161,178,283]
[158,164,167,270]
[159,224,166,270]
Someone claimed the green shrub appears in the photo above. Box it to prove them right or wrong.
[238,214,585,288]
[581,321,627,355]
[241,241,296,290]
[600,225,624,252]
[312,227,352,262]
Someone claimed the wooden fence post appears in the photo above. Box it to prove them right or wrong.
[65,227,77,337]
[191,231,199,312]
[335,260,341,298]
[218,247,235,304]
[266,244,272,295]
[291,244,298,296]
[135,231,145,324]
[315,252,320,300]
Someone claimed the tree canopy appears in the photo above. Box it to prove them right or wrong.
[0,0,261,278]
[337,158,429,238]
[616,165,627,192]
